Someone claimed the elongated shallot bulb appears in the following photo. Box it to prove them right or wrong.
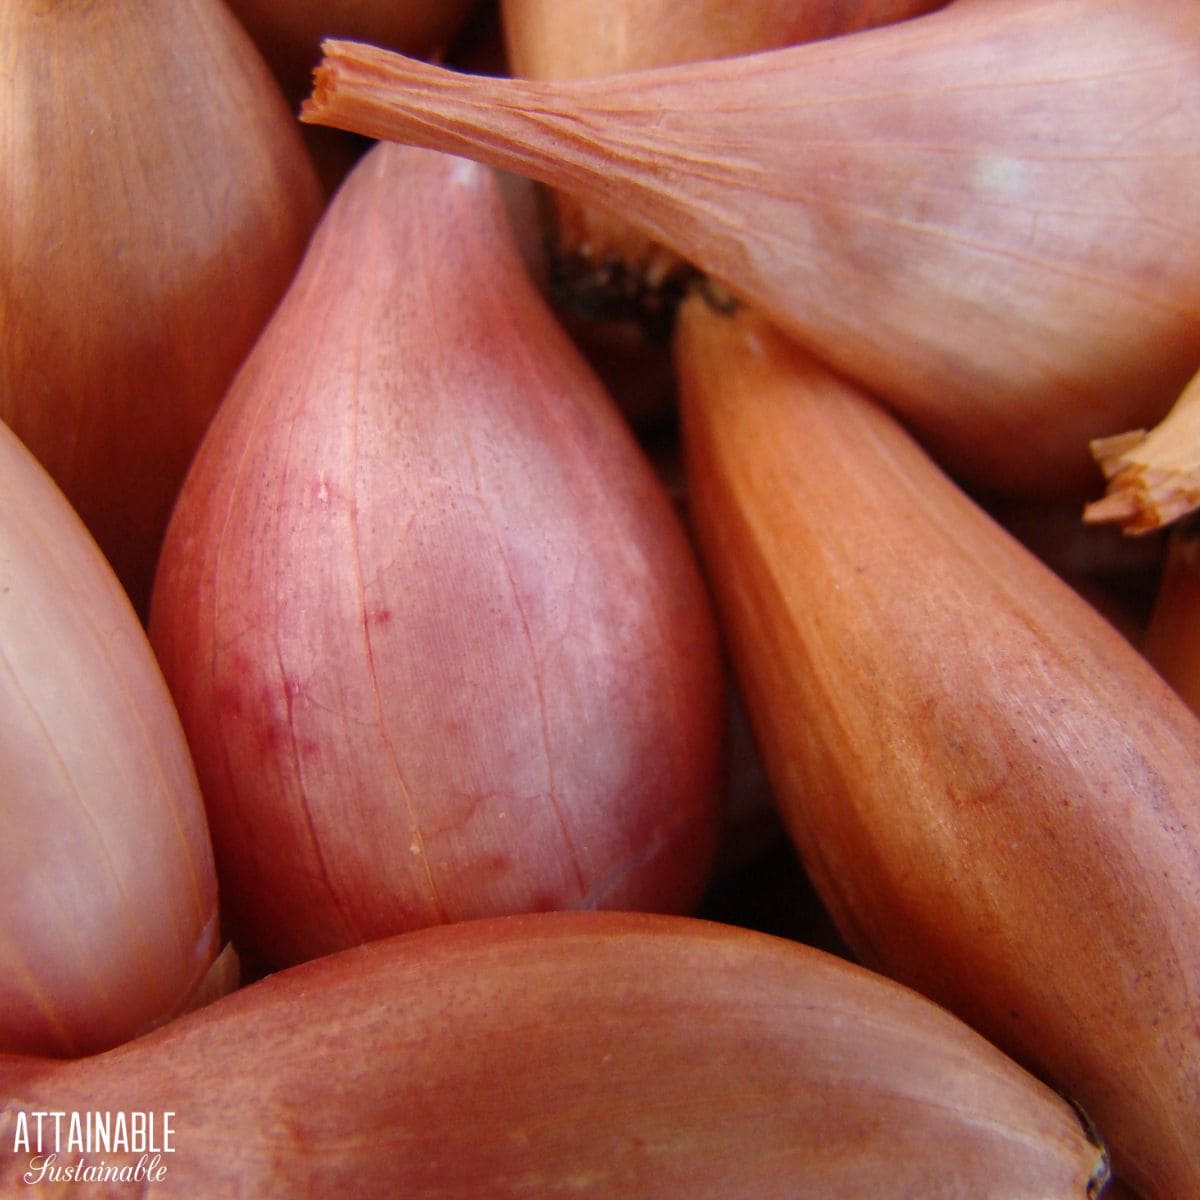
[301,0,1200,496]
[0,420,221,1058]
[0,912,1109,1198]
[0,0,323,612]
[149,142,726,969]
[674,294,1200,1200]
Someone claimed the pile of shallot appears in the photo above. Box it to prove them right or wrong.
[1,1,1197,1196]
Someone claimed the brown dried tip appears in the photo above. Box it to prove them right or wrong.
[1084,369,1200,535]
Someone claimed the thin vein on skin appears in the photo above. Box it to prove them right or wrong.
[3,468,177,1007]
[346,306,448,926]
[515,307,694,898]
[274,386,368,947]
[25,495,214,993]
[471,452,589,901]
[0,642,114,1051]
[452,279,591,900]
[207,328,283,889]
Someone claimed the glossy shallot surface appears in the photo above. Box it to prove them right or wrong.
[0,0,323,612]
[674,296,1200,1200]
[150,142,725,969]
[0,421,219,1058]
[303,0,1200,496]
[0,912,1107,1198]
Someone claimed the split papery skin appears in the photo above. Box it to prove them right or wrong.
[0,421,219,1058]
[0,912,1109,1199]
[302,0,1200,497]
[673,295,1200,1200]
[149,142,726,970]
[1085,367,1200,534]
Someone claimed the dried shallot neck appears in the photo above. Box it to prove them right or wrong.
[1085,367,1200,535]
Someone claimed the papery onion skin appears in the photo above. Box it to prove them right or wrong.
[1085,366,1200,535]
[0,420,219,1059]
[0,0,323,613]
[0,912,1108,1198]
[149,141,725,970]
[674,296,1200,1200]
[501,0,948,284]
[499,0,948,433]
[301,0,1200,497]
